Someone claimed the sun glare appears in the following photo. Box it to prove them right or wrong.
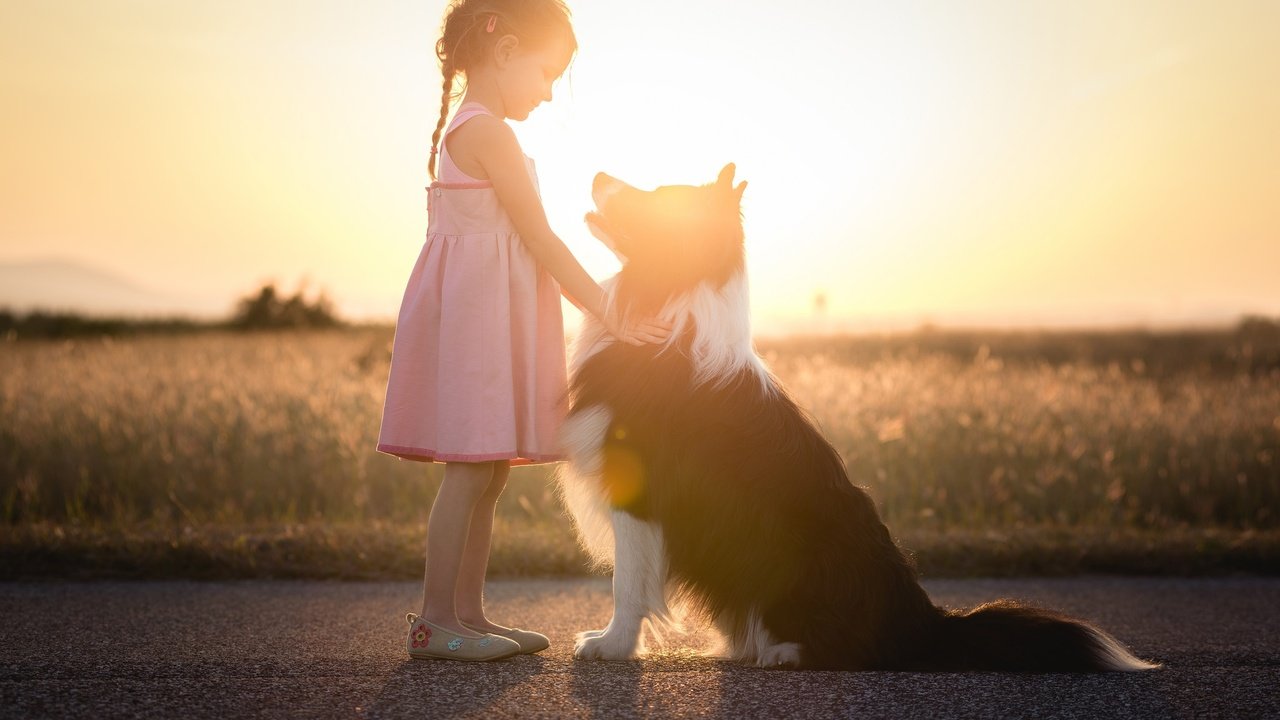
[513,0,972,330]
[2,1,1277,328]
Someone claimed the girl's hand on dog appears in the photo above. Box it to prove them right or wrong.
[602,310,673,346]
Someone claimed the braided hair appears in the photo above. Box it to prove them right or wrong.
[428,0,576,180]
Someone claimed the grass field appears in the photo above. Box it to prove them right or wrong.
[2,324,1278,578]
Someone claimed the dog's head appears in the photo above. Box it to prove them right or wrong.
[585,164,747,314]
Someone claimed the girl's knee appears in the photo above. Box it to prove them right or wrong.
[442,461,498,500]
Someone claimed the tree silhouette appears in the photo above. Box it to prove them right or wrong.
[229,280,341,330]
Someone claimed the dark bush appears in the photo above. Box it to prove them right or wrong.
[227,282,342,330]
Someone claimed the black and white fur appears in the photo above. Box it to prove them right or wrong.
[555,165,1159,671]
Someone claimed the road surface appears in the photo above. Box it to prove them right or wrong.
[2,577,1277,718]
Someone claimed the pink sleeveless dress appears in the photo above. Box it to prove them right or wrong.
[376,102,568,465]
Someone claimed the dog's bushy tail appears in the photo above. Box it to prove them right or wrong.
[914,599,1160,672]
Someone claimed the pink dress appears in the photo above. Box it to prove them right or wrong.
[376,102,568,465]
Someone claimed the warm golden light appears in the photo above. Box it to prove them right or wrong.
[1,1,1277,330]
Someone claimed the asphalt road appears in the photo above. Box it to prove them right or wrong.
[2,576,1278,719]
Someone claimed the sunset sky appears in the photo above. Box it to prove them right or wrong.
[2,0,1277,332]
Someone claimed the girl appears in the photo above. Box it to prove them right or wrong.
[377,0,672,662]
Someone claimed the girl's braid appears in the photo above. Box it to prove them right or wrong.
[428,59,454,181]
[428,4,488,180]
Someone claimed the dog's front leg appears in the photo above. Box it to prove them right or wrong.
[574,510,665,660]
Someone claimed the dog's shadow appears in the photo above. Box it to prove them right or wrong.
[364,655,544,717]
[567,657,646,718]
[567,648,730,718]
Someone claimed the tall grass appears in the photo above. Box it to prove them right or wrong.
[1,329,458,525]
[762,350,1278,528]
[2,327,1277,530]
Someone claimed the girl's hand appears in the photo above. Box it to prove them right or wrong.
[601,310,674,346]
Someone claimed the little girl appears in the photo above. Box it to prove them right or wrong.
[376,0,671,661]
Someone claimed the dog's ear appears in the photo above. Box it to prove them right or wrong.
[734,180,747,203]
[717,163,736,188]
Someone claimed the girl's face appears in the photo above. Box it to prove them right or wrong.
[496,36,573,121]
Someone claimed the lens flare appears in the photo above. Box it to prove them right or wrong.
[602,427,645,508]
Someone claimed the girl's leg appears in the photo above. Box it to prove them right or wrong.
[419,460,496,636]
[455,459,511,632]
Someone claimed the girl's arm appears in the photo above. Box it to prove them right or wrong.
[462,116,669,345]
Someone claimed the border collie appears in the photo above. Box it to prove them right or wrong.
[555,164,1159,671]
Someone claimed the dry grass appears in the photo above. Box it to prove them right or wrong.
[2,326,1277,578]
[760,347,1280,528]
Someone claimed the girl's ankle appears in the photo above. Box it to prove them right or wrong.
[459,616,509,632]
[419,611,485,637]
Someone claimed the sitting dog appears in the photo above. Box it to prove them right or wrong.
[555,164,1158,671]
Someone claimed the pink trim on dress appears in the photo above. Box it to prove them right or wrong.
[376,442,564,466]
[429,180,493,190]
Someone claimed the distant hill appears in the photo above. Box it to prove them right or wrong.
[0,257,222,319]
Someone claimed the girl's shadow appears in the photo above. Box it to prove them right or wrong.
[363,655,545,718]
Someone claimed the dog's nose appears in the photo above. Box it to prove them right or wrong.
[592,172,622,211]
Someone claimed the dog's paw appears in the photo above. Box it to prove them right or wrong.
[757,642,802,668]
[574,630,640,660]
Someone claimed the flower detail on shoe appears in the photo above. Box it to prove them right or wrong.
[448,638,463,651]
[479,637,491,647]
[411,623,431,648]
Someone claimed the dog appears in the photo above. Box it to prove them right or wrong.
[554,164,1159,671]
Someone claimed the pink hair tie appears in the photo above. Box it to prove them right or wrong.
[485,14,497,32]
